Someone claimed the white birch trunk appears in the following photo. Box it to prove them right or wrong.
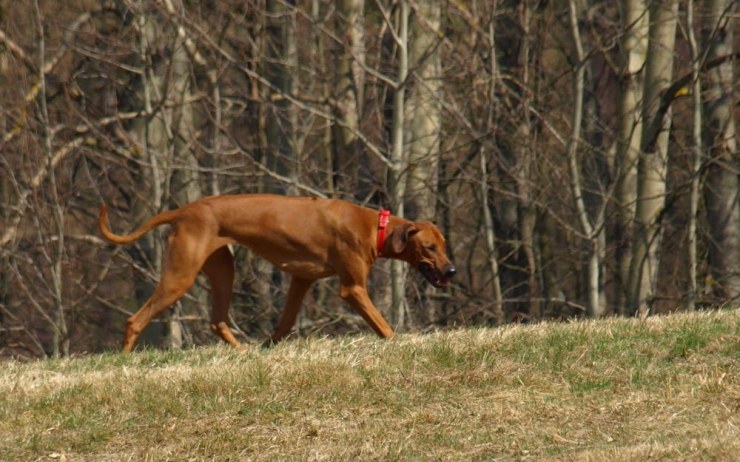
[702,0,739,302]
[614,0,648,314]
[686,0,701,311]
[389,0,409,329]
[406,1,441,222]
[132,7,176,347]
[567,0,606,317]
[334,0,364,192]
[627,0,679,316]
[404,1,442,325]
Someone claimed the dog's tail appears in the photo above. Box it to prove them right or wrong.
[99,203,178,245]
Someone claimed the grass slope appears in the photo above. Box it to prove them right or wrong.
[1,310,738,461]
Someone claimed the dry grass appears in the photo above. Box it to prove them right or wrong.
[1,310,738,461]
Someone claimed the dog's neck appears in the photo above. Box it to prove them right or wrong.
[376,210,391,257]
[376,216,415,264]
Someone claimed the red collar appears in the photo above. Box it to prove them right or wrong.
[377,210,391,257]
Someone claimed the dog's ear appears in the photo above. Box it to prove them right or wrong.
[391,223,420,254]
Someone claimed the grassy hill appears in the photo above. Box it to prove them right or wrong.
[1,310,737,461]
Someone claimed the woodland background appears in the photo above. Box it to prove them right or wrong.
[0,0,737,358]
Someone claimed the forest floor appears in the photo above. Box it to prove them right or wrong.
[0,309,738,461]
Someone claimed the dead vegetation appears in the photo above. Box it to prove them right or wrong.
[0,310,737,461]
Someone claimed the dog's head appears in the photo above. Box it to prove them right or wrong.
[389,222,456,288]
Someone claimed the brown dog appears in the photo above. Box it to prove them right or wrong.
[99,194,455,352]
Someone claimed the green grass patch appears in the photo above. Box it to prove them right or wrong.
[0,310,737,461]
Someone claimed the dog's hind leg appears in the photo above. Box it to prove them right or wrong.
[122,234,208,353]
[270,276,315,343]
[201,246,243,350]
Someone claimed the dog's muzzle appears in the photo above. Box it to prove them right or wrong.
[419,262,456,288]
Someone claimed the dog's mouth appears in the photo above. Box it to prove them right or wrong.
[419,262,450,288]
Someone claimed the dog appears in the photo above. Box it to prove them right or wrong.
[99,194,456,352]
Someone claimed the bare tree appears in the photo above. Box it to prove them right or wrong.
[513,0,540,320]
[627,0,679,316]
[614,0,648,314]
[702,0,739,304]
[34,0,68,357]
[388,0,410,329]
[567,0,607,317]
[480,1,504,325]
[129,2,194,348]
[404,1,443,325]
[686,0,702,311]
[334,0,365,194]
[2,0,738,357]
[406,1,441,222]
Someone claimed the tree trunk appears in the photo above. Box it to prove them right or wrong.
[130,4,209,347]
[0,177,7,350]
[389,0,410,330]
[686,0,701,311]
[405,0,442,326]
[627,0,679,316]
[406,0,440,222]
[35,0,68,356]
[334,0,365,195]
[250,0,302,334]
[168,4,205,348]
[516,1,539,319]
[614,0,648,314]
[480,148,504,324]
[265,0,298,194]
[567,0,606,318]
[481,9,504,325]
[702,0,739,303]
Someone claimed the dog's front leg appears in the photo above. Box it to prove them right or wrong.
[339,283,395,339]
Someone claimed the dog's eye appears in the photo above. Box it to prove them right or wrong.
[426,244,437,252]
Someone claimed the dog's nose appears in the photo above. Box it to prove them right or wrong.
[444,265,457,279]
